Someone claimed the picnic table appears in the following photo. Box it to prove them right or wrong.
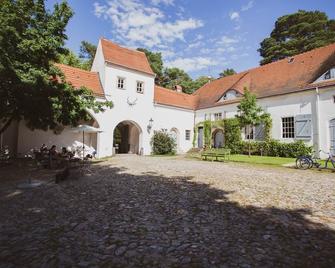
[201,149,231,162]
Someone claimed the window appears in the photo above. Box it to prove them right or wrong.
[136,81,144,94]
[117,77,125,89]
[214,113,222,121]
[185,130,191,140]
[333,95,335,103]
[244,125,254,140]
[325,70,331,80]
[282,117,295,138]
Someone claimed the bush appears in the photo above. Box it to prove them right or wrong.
[151,131,176,155]
[239,139,312,158]
[223,118,242,153]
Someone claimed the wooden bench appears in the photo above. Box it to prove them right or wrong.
[201,149,231,162]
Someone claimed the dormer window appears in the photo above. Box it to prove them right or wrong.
[136,81,144,94]
[219,89,240,102]
[325,70,331,80]
[117,77,125,89]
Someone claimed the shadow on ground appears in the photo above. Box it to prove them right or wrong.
[0,161,334,267]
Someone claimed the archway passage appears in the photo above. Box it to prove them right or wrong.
[213,129,224,148]
[113,121,141,154]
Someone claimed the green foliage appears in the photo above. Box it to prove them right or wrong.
[222,118,242,153]
[259,10,335,65]
[236,88,269,156]
[203,120,212,148]
[219,68,236,78]
[0,0,112,134]
[263,113,273,141]
[239,140,312,158]
[151,131,176,155]
[137,48,164,84]
[79,41,97,70]
[162,67,192,89]
[192,126,197,148]
[57,50,84,69]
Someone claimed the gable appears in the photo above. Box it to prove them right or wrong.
[313,67,335,83]
[100,38,155,76]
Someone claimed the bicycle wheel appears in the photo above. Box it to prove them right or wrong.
[296,157,310,170]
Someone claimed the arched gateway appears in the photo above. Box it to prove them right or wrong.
[113,120,142,154]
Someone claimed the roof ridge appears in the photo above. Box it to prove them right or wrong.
[100,38,146,55]
[55,63,98,75]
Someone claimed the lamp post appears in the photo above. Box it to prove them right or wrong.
[147,118,154,133]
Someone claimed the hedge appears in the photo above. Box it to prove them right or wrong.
[237,139,312,158]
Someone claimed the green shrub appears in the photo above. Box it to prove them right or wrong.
[223,118,242,153]
[151,131,176,155]
[239,139,312,158]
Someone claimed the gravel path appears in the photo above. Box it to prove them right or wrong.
[0,155,334,267]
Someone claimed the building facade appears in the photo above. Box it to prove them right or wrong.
[3,39,335,158]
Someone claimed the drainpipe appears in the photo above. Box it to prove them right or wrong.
[314,87,321,157]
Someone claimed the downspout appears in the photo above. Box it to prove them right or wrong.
[314,87,321,157]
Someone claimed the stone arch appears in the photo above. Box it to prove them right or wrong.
[170,127,180,152]
[113,120,142,154]
[212,129,224,148]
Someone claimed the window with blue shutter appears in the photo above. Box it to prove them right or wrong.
[295,114,312,140]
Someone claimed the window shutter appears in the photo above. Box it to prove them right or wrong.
[255,123,265,141]
[295,114,312,140]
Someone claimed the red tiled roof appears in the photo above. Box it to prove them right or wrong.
[55,63,104,96]
[100,38,155,76]
[154,85,198,110]
[194,43,335,109]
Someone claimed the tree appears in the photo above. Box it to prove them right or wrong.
[259,10,335,65]
[57,50,84,69]
[161,67,192,90]
[0,0,112,135]
[79,41,97,70]
[137,48,164,84]
[219,68,236,78]
[236,89,268,157]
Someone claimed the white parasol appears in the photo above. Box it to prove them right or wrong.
[71,125,103,159]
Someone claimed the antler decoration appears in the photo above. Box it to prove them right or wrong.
[127,97,138,106]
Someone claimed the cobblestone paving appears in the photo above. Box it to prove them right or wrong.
[0,155,335,267]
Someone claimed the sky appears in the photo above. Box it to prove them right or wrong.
[46,0,335,78]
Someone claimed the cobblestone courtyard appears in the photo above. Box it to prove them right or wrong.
[1,155,335,267]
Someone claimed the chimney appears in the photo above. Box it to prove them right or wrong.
[174,85,183,93]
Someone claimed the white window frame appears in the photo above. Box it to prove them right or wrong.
[185,130,191,141]
[117,77,126,89]
[282,116,295,139]
[214,113,222,121]
[244,125,255,140]
[136,81,144,94]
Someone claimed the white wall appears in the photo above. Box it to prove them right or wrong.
[94,63,156,157]
[195,88,335,158]
[153,104,195,153]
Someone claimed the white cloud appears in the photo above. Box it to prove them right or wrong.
[218,36,239,45]
[230,11,240,21]
[165,57,217,72]
[151,0,174,6]
[241,1,254,11]
[93,0,203,48]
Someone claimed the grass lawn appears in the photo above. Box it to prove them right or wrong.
[187,152,296,167]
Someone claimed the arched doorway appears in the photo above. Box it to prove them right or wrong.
[113,121,142,154]
[330,119,335,155]
[213,129,224,148]
[170,128,179,152]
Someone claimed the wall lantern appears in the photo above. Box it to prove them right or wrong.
[147,118,154,133]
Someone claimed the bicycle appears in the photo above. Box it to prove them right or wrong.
[296,151,320,170]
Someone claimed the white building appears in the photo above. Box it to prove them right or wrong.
[3,39,335,158]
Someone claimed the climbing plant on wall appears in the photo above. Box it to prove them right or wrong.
[203,120,212,148]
